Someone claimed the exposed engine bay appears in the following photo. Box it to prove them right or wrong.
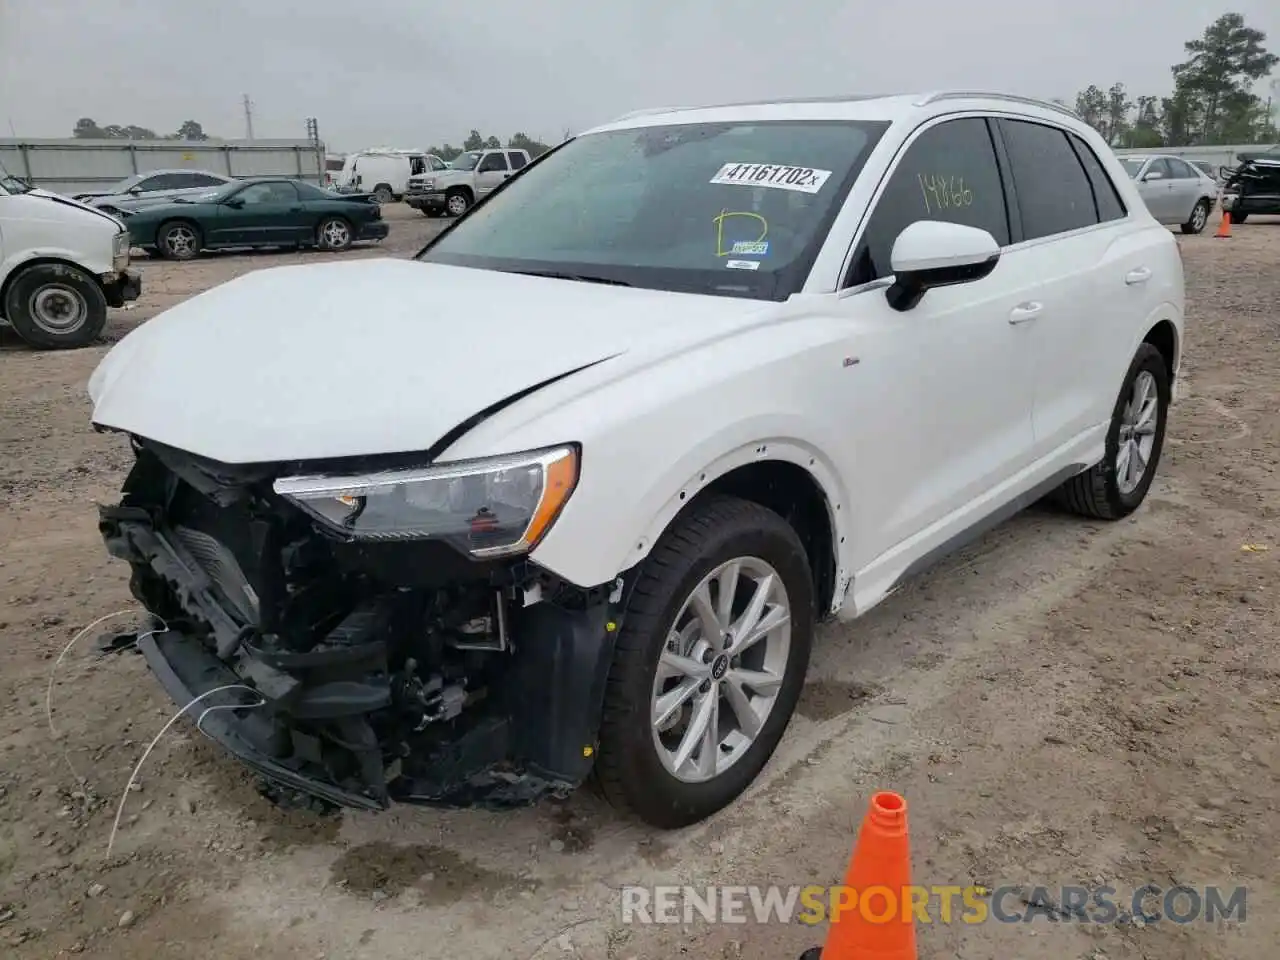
[99,437,619,811]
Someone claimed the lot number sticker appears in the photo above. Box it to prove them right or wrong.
[710,162,832,194]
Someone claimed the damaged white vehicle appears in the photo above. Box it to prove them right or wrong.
[89,91,1183,828]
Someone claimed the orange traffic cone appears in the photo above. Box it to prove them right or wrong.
[802,792,917,960]
[1214,210,1231,238]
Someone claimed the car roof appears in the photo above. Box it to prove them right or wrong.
[136,168,228,177]
[585,90,1083,135]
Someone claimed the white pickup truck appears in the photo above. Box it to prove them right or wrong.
[404,147,532,217]
[1,173,140,349]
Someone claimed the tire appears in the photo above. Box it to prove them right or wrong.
[1053,343,1170,520]
[372,184,393,204]
[445,189,471,217]
[595,495,815,828]
[158,220,202,261]
[1229,211,1249,224]
[1181,199,1210,235]
[316,217,353,251]
[2,262,108,349]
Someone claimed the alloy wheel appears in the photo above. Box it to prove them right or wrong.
[1116,370,1159,494]
[650,557,792,783]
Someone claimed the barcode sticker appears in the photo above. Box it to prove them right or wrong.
[709,162,832,194]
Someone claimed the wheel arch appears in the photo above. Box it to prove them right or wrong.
[534,437,853,619]
[1142,316,1180,388]
[1,256,104,314]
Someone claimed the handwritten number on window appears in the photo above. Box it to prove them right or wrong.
[917,174,973,216]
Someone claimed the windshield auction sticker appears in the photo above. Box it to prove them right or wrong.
[709,162,832,194]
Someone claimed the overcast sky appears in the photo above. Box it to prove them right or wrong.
[2,0,1278,153]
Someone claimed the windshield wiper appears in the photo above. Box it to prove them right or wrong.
[508,269,632,287]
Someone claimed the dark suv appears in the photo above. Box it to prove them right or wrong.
[1220,152,1280,224]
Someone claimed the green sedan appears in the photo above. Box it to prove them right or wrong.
[120,177,390,261]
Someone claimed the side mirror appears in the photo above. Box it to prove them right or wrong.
[1143,171,1164,181]
[127,186,143,195]
[885,220,1000,312]
[223,197,244,209]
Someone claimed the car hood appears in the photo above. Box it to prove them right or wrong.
[29,189,125,227]
[88,258,769,464]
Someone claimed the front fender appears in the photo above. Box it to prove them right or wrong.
[2,247,114,285]
[534,421,853,600]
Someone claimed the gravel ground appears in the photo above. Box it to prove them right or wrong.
[1,206,1278,960]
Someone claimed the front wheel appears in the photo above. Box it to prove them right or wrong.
[1181,199,1210,234]
[595,495,814,828]
[1053,343,1170,520]
[2,262,109,349]
[372,184,393,204]
[445,189,471,217]
[316,217,353,251]
[1229,210,1249,224]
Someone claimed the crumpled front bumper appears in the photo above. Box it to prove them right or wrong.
[138,627,386,809]
[99,497,617,813]
[101,269,141,309]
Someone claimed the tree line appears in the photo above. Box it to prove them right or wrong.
[73,118,212,141]
[425,129,569,161]
[1065,13,1278,148]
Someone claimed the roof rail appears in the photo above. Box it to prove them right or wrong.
[914,91,1080,120]
[610,106,685,122]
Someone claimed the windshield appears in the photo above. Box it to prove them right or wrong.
[1118,158,1146,179]
[417,119,889,300]
[451,151,483,172]
[0,160,32,195]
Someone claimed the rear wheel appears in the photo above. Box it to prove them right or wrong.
[317,217,353,251]
[2,262,108,349]
[158,221,201,261]
[1229,210,1249,224]
[1181,199,1210,234]
[595,496,814,828]
[1053,343,1170,520]
[372,184,393,204]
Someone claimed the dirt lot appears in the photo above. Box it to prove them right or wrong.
[2,205,1278,960]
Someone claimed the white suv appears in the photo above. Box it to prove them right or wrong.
[88,92,1183,828]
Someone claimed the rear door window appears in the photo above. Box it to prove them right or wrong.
[847,117,1009,285]
[508,151,528,170]
[997,119,1098,241]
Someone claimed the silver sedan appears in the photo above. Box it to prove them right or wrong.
[1117,154,1218,234]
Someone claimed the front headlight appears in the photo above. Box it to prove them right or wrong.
[273,445,579,558]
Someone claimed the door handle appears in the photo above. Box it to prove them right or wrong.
[1125,267,1152,285]
[1008,302,1043,325]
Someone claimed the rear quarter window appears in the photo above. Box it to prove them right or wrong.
[1066,133,1127,222]
[997,119,1099,240]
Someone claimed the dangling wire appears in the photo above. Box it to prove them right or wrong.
[106,683,264,860]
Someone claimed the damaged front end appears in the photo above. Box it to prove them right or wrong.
[99,437,619,812]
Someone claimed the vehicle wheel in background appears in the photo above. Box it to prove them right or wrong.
[1053,343,1170,520]
[595,495,815,828]
[1181,199,1210,235]
[2,262,108,349]
[445,189,471,217]
[372,184,393,204]
[317,217,353,251]
[158,221,202,261]
[1229,211,1249,224]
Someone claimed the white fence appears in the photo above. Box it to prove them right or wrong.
[1113,143,1278,172]
[0,138,327,195]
